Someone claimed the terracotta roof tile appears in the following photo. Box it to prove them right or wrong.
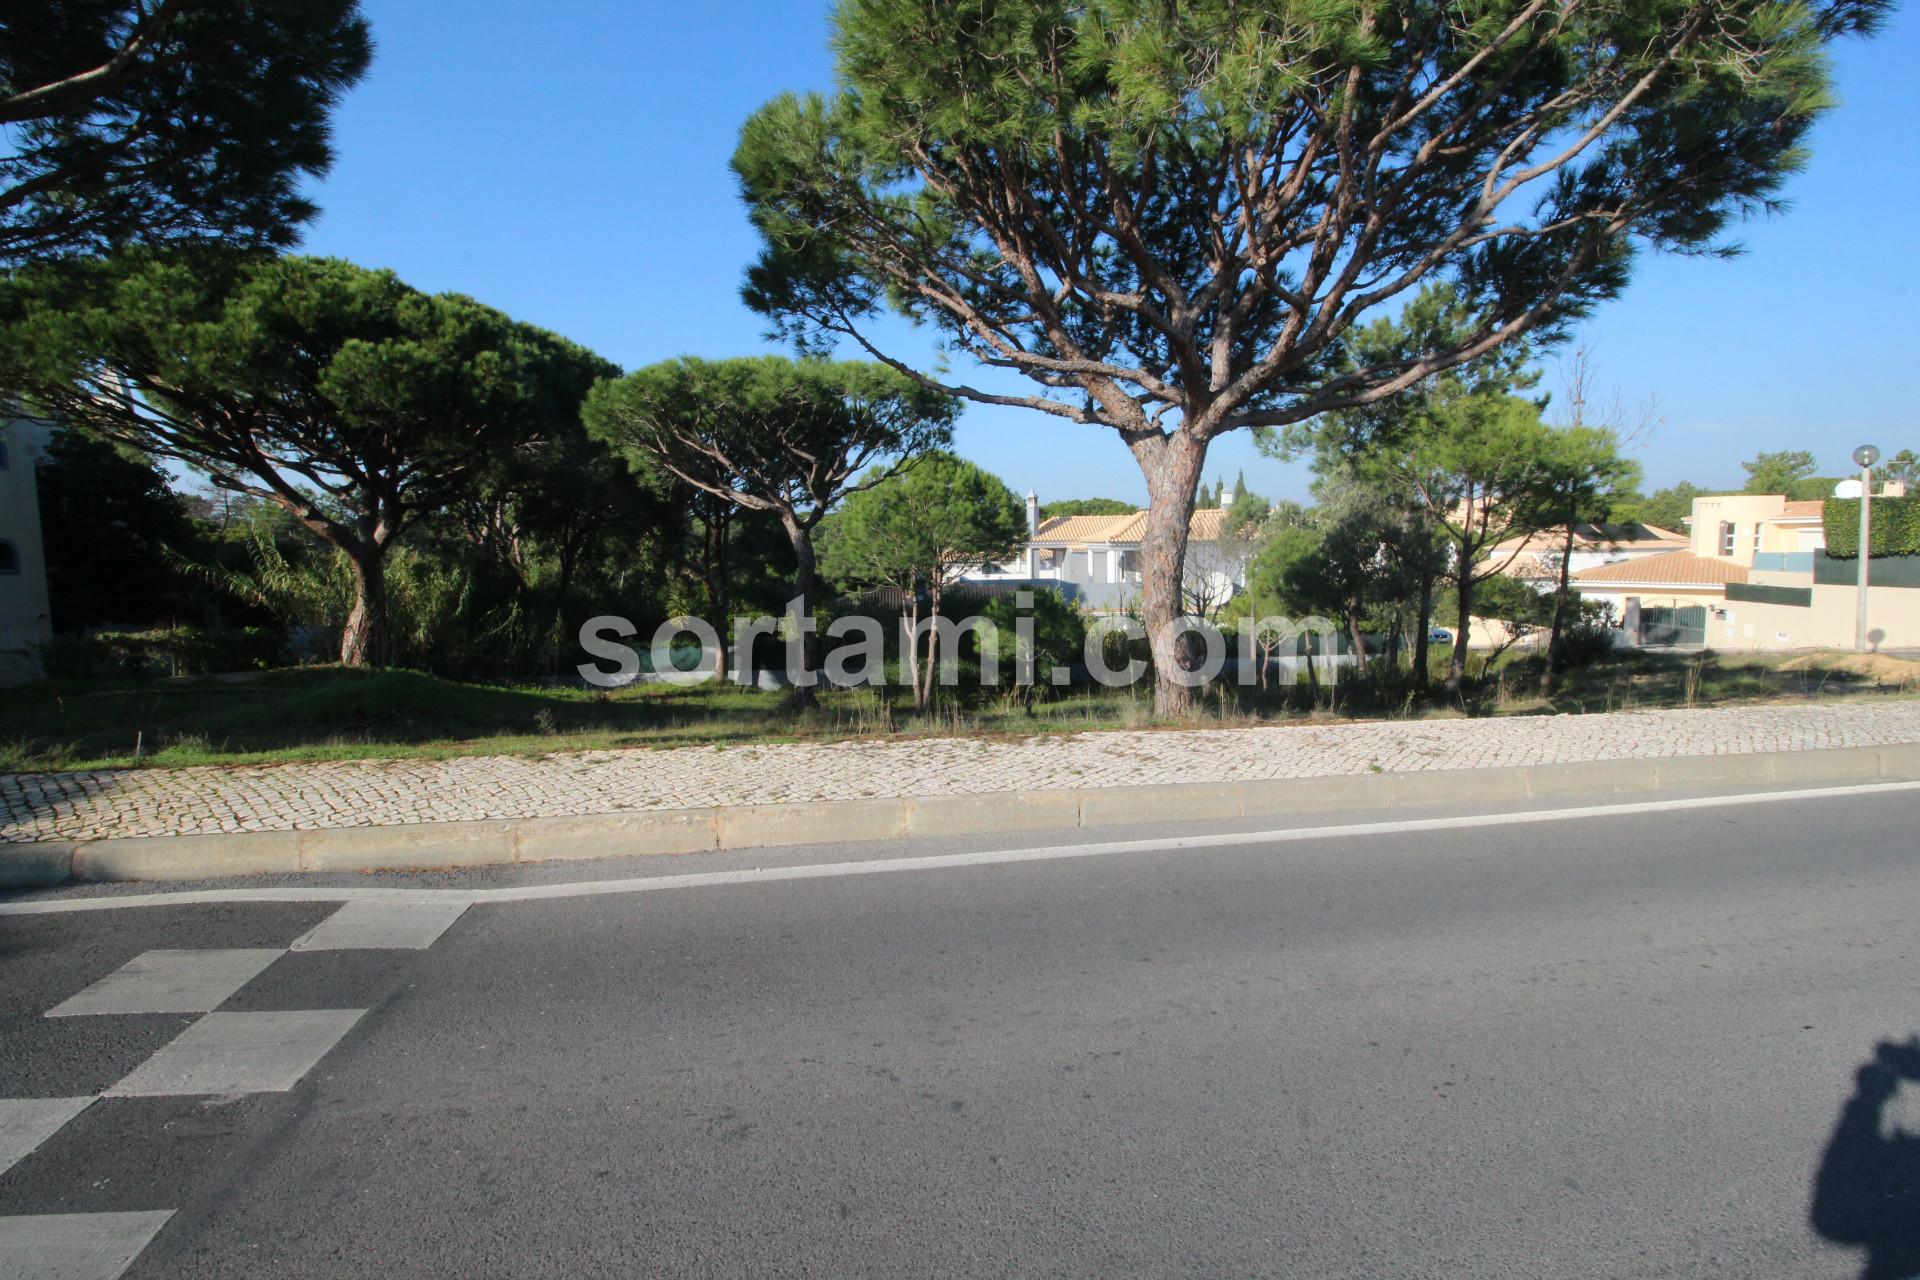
[1034,508,1231,544]
[1780,500,1826,519]
[1571,549,1749,587]
[1033,513,1145,543]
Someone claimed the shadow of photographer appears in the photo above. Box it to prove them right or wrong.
[1812,1038,1920,1280]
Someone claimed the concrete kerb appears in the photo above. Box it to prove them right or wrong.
[3,743,1917,889]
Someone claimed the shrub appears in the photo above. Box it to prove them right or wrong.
[40,627,284,679]
[1553,601,1620,670]
[973,590,1087,703]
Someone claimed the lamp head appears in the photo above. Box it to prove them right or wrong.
[1854,444,1881,469]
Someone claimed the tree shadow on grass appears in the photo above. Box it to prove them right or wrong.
[1811,1038,1920,1280]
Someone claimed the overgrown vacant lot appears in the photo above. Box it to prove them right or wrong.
[2,650,1916,773]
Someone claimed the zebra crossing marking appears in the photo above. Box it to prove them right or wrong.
[0,1097,93,1179]
[46,949,284,1018]
[104,1009,367,1098]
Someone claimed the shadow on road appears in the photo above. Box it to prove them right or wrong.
[1812,1039,1920,1280]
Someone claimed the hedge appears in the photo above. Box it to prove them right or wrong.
[40,627,284,680]
[1824,496,1920,559]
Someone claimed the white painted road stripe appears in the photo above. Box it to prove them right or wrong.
[290,899,469,952]
[45,949,284,1018]
[3,781,1916,918]
[104,1010,366,1098]
[0,1098,93,1179]
[0,1211,173,1280]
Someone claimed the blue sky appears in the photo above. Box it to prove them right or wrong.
[296,1,1918,506]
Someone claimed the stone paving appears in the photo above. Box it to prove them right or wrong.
[5,701,1920,845]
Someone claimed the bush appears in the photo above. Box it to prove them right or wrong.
[40,627,284,679]
[973,590,1087,703]
[1553,601,1619,670]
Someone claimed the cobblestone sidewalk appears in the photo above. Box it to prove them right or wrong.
[5,701,1920,845]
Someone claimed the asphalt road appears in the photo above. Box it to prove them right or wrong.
[2,784,1918,1279]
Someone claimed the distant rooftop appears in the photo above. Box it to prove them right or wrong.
[1571,548,1751,588]
[1034,508,1231,544]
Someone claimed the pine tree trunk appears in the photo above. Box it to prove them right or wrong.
[917,576,943,712]
[340,548,387,668]
[1540,517,1577,695]
[1136,434,1209,717]
[1413,576,1433,696]
[1447,568,1474,694]
[782,515,818,710]
[711,512,731,685]
[903,591,922,707]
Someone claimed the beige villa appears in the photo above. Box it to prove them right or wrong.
[1571,490,1919,650]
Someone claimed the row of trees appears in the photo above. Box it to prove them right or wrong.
[0,253,965,686]
[5,0,1889,714]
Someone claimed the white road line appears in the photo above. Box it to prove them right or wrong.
[104,1010,366,1098]
[290,900,470,951]
[0,1211,173,1280]
[0,1097,94,1179]
[2,781,1916,919]
[44,949,285,1018]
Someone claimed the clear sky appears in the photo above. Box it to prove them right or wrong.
[295,1,1918,507]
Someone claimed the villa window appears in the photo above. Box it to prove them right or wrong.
[0,541,19,574]
[1719,522,1736,557]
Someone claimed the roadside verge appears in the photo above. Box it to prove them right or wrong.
[5,742,1917,889]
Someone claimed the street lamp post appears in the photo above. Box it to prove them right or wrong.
[1854,444,1880,652]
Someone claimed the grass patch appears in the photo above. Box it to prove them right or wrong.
[0,649,1912,773]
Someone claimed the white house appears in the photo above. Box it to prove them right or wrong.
[0,413,55,684]
[964,489,1242,611]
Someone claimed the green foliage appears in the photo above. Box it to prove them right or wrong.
[737,0,1878,435]
[1824,497,1920,558]
[822,453,1026,597]
[1883,450,1920,489]
[1742,449,1818,495]
[582,357,957,530]
[1614,482,1713,532]
[0,251,620,665]
[584,356,957,702]
[1474,574,1554,632]
[1233,525,1327,621]
[1040,498,1135,519]
[34,428,199,630]
[1555,602,1623,670]
[39,626,283,680]
[172,524,575,679]
[975,589,1086,700]
[1223,487,1270,536]
[1,1,372,264]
